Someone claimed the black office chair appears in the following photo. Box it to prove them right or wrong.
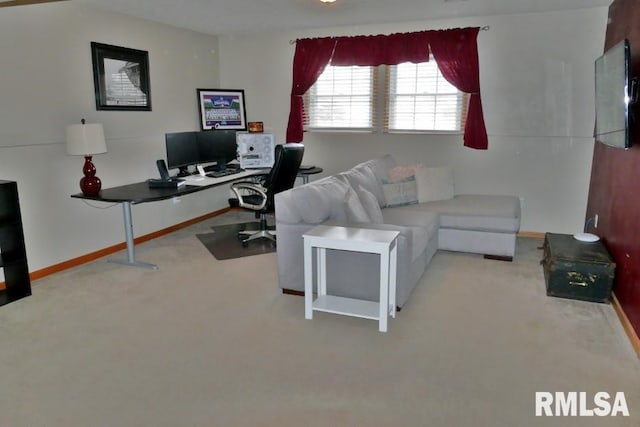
[230,143,304,246]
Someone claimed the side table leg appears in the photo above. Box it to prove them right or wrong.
[318,247,327,296]
[389,240,398,318]
[379,249,389,332]
[304,239,313,319]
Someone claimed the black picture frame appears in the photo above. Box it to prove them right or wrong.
[197,88,247,131]
[91,42,151,111]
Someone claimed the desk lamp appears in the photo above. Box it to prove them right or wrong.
[66,119,107,196]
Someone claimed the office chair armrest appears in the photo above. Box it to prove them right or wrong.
[230,182,268,210]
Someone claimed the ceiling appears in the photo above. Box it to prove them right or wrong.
[73,0,611,37]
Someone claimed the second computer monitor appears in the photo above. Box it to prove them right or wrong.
[196,130,238,169]
[165,130,238,174]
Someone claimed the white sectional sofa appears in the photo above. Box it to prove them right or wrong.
[274,155,521,308]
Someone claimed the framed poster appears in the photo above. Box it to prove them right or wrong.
[197,89,247,130]
[91,42,151,111]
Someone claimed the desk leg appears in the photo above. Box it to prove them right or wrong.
[108,202,158,270]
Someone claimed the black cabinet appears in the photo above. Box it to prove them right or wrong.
[542,233,615,303]
[0,180,31,305]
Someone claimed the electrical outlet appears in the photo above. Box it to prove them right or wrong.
[594,214,599,229]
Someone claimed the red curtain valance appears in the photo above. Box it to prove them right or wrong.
[331,31,431,66]
[285,27,488,150]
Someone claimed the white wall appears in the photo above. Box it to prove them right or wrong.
[218,7,608,233]
[0,4,610,276]
[0,3,225,272]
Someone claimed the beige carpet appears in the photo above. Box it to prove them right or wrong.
[0,212,638,426]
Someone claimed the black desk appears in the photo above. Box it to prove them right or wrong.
[71,169,266,269]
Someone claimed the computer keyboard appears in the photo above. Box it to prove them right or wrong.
[208,169,242,178]
[183,175,206,182]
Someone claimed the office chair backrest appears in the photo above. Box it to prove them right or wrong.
[265,143,304,208]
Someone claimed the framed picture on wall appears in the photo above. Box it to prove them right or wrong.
[91,42,152,111]
[197,89,247,131]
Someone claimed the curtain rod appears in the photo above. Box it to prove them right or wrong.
[289,25,490,45]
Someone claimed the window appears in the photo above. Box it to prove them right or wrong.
[386,61,468,133]
[304,59,468,134]
[305,66,376,131]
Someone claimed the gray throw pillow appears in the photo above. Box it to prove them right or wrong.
[381,176,419,207]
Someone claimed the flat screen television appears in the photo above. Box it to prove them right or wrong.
[594,38,632,149]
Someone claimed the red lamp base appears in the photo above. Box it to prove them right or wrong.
[79,155,102,196]
[80,176,102,196]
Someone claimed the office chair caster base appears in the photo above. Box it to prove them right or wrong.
[239,229,276,246]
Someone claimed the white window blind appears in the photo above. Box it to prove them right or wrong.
[386,61,468,133]
[304,65,376,131]
[304,60,467,134]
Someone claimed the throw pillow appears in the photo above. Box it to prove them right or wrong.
[344,187,370,223]
[414,166,455,202]
[356,185,384,224]
[381,175,418,208]
[388,164,421,181]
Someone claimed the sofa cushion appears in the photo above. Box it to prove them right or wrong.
[396,194,521,233]
[356,185,384,224]
[274,190,300,224]
[407,225,432,263]
[321,177,353,222]
[355,154,396,184]
[274,176,352,225]
[381,176,418,208]
[382,208,439,236]
[292,184,331,224]
[340,165,385,207]
[377,208,437,263]
[344,187,370,223]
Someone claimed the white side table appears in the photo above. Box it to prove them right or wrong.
[303,225,400,332]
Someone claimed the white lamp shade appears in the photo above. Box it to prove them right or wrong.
[66,123,107,156]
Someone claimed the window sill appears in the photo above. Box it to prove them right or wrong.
[305,128,375,134]
[384,129,463,135]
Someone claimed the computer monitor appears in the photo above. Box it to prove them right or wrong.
[165,131,199,176]
[196,130,238,170]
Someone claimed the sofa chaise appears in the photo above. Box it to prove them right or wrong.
[274,155,521,308]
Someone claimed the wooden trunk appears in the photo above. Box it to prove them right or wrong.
[542,233,615,303]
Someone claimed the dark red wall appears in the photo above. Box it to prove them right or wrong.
[586,0,640,337]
